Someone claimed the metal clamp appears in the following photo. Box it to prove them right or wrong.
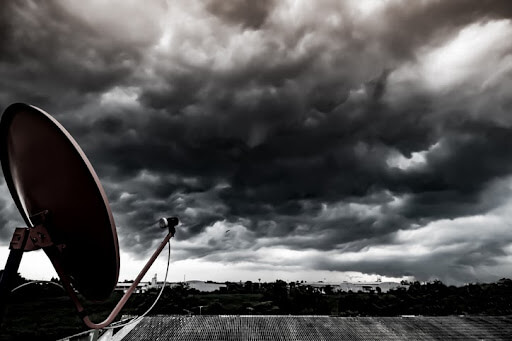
[9,224,54,251]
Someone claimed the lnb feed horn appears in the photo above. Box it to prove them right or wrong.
[0,103,179,329]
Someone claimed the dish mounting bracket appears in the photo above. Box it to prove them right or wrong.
[9,210,57,252]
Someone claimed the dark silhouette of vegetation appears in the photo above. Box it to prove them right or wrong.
[336,278,512,316]
[1,277,512,340]
[0,271,27,292]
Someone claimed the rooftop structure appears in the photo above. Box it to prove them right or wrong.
[62,315,512,340]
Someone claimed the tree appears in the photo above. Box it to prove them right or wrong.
[244,281,253,293]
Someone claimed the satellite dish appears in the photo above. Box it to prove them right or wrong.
[0,103,119,300]
[0,103,178,329]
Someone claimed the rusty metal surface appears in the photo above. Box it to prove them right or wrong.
[121,315,512,341]
[9,225,54,251]
[0,103,119,301]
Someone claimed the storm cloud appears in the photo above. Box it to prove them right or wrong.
[1,0,512,284]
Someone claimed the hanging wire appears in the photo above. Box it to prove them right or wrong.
[9,239,172,331]
[11,280,65,293]
[103,239,172,330]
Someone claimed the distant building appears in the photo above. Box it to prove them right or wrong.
[115,274,161,293]
[307,281,407,293]
[177,280,227,292]
[115,275,227,294]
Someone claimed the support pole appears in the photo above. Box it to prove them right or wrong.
[52,229,175,329]
[0,228,30,328]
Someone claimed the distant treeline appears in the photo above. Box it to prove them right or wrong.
[2,271,512,317]
[2,273,512,340]
[149,278,512,316]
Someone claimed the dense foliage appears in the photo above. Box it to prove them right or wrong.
[1,275,512,340]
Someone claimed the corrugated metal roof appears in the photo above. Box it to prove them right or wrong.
[119,315,512,340]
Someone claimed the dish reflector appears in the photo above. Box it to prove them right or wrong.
[0,103,119,300]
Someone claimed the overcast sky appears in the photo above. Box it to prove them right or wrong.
[1,0,512,285]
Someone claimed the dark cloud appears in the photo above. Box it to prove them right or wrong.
[205,0,275,29]
[0,1,162,110]
[374,0,512,60]
[1,0,512,284]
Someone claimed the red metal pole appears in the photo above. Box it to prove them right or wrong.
[53,230,174,329]
[0,228,30,328]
